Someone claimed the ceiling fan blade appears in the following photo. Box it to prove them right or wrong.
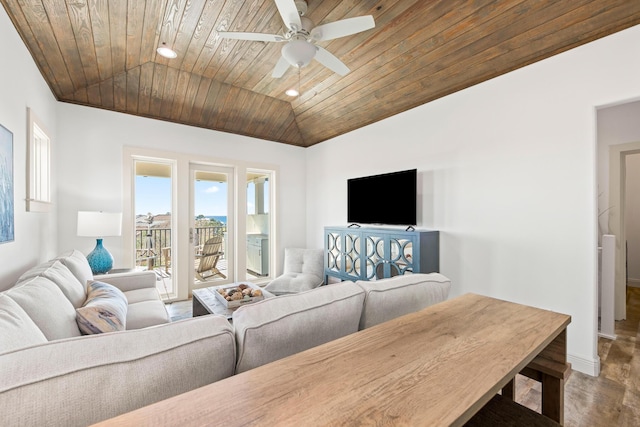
[314,47,350,76]
[218,31,284,42]
[311,15,375,41]
[274,0,302,31]
[272,55,291,78]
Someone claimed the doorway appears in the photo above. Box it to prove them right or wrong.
[133,159,175,298]
[608,142,640,321]
[124,147,278,301]
[191,164,234,288]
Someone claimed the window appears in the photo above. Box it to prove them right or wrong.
[26,108,52,212]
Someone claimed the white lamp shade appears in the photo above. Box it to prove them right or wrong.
[77,211,122,237]
[281,40,317,68]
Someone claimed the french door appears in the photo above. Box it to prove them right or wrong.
[132,158,176,298]
[125,147,276,302]
[190,164,234,288]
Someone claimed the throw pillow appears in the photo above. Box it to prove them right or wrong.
[76,281,128,334]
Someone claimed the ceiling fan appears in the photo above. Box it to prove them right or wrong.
[217,0,375,78]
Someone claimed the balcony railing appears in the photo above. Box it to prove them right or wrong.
[135,226,226,271]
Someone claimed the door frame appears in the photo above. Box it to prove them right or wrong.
[608,141,640,320]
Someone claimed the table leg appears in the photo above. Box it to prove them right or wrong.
[519,329,567,425]
[502,378,515,401]
[192,294,210,317]
[542,373,564,424]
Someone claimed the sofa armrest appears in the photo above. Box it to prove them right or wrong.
[93,270,156,292]
[0,315,236,426]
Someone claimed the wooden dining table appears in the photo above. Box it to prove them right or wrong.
[94,293,571,426]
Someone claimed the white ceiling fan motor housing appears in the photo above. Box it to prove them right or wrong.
[281,38,316,68]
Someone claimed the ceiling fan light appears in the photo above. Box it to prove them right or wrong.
[157,43,177,59]
[281,39,316,68]
[285,89,299,97]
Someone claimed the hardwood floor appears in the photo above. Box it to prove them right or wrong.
[165,288,640,425]
[515,286,640,426]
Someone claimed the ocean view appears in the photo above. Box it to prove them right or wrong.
[208,216,227,224]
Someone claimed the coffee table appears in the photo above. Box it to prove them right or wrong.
[192,283,269,320]
[192,287,232,319]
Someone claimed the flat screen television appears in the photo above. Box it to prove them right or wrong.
[347,169,417,226]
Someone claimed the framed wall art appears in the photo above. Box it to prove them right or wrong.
[0,123,14,244]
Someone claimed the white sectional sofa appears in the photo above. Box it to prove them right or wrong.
[0,250,236,426]
[0,249,451,427]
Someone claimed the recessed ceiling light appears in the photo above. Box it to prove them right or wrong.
[285,89,299,97]
[157,43,177,59]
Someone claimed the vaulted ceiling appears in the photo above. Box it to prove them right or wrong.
[2,0,640,147]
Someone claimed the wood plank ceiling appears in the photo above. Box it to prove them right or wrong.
[2,0,640,147]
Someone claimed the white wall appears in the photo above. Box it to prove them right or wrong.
[625,154,640,282]
[306,24,640,375]
[56,103,307,275]
[0,7,59,291]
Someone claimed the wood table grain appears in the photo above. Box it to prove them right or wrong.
[93,293,571,427]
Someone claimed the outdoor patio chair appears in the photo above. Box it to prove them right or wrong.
[195,236,226,281]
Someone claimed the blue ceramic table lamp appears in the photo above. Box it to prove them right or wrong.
[77,211,122,274]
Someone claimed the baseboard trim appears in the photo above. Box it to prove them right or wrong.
[568,354,600,377]
[628,280,640,288]
[598,332,617,340]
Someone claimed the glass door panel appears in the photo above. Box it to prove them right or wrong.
[192,165,233,288]
[134,160,174,298]
[246,171,272,280]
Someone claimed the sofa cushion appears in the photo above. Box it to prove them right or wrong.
[233,282,365,373]
[265,272,324,295]
[127,301,170,330]
[17,260,86,308]
[285,248,324,277]
[356,273,451,329]
[0,293,47,354]
[123,287,162,304]
[57,249,94,289]
[76,281,128,334]
[264,248,324,295]
[5,276,82,340]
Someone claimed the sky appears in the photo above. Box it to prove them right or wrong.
[135,176,229,217]
[135,176,267,217]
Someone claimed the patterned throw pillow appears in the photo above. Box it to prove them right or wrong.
[76,281,128,334]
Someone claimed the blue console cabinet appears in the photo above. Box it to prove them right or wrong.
[324,226,439,283]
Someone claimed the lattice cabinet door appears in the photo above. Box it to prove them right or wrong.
[364,234,385,280]
[364,234,415,279]
[325,228,363,282]
[388,236,415,276]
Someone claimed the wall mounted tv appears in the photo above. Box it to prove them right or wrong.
[347,169,417,226]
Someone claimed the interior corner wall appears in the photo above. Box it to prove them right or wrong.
[305,24,640,375]
[0,6,59,291]
[56,103,307,274]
